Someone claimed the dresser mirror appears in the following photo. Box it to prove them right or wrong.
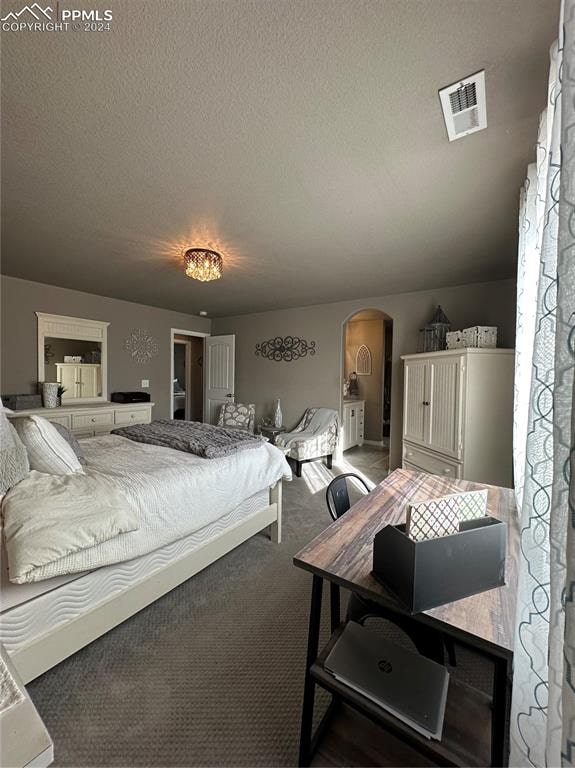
[37,313,109,403]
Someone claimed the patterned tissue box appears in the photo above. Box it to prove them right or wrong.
[406,489,489,542]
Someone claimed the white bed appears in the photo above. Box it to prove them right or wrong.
[0,434,289,682]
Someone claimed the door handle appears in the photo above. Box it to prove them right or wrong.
[422,401,430,406]
[226,393,234,398]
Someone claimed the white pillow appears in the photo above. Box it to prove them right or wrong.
[11,416,84,475]
[0,414,30,494]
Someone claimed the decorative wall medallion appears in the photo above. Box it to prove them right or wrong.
[255,336,316,362]
[124,329,159,364]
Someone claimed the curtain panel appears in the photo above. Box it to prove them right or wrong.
[510,0,575,765]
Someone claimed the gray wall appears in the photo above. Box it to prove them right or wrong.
[1,274,516,465]
[1,276,211,419]
[213,279,516,470]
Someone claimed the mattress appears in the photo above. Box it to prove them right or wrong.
[0,488,269,655]
[2,433,291,582]
[1,548,84,613]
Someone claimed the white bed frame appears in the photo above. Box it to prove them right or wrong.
[9,482,282,684]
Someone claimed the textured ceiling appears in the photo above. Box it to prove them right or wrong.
[1,0,558,316]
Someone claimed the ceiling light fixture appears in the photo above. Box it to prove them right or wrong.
[184,248,223,282]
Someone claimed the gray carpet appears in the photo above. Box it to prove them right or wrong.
[27,447,490,766]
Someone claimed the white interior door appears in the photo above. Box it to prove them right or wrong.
[203,335,235,424]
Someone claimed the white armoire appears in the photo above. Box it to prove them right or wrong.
[401,348,514,488]
[55,363,102,400]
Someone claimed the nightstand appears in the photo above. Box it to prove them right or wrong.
[0,644,53,768]
[259,425,285,445]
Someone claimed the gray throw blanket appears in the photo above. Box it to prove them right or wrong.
[112,420,264,459]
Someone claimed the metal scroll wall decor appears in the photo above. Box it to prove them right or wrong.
[255,336,316,362]
[124,328,159,364]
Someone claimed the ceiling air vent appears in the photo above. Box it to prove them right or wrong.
[439,70,486,142]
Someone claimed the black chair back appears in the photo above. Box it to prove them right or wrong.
[325,473,371,521]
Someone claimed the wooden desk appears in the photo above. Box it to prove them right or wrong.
[294,469,518,767]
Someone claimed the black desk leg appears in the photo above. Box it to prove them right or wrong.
[299,575,323,767]
[491,656,512,767]
[329,583,340,633]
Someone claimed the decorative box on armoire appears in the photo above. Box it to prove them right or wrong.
[401,348,515,487]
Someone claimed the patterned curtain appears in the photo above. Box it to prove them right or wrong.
[510,1,575,765]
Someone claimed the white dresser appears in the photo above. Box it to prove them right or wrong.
[342,400,365,451]
[401,349,514,487]
[8,401,154,439]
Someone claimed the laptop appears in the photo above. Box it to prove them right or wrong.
[324,621,449,740]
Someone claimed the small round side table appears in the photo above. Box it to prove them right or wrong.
[259,425,285,445]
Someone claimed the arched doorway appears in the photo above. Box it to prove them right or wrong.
[341,309,392,476]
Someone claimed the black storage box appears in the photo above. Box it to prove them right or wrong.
[2,394,42,411]
[111,392,151,404]
[372,516,506,614]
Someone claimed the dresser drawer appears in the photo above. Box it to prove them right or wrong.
[71,412,114,430]
[403,444,462,479]
[114,408,150,426]
[43,414,71,429]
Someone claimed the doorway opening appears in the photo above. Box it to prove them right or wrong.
[341,309,393,476]
[170,330,207,421]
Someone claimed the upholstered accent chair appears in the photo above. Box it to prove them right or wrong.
[276,407,339,477]
[217,402,256,433]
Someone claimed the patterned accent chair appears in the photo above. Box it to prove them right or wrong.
[276,408,339,477]
[217,402,256,433]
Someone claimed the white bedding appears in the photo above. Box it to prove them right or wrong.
[2,434,291,583]
[3,471,139,583]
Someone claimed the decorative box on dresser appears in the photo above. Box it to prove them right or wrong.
[342,400,365,451]
[401,348,514,487]
[7,402,154,439]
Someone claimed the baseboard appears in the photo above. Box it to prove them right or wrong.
[363,439,385,447]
